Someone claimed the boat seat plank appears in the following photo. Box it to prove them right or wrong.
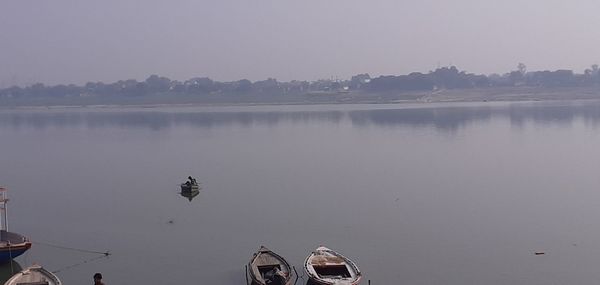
[254,255,282,266]
[311,256,345,266]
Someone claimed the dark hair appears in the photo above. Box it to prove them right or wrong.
[94,273,102,280]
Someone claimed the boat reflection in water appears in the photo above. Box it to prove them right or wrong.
[0,261,21,284]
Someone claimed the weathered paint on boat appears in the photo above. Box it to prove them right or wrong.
[248,246,294,285]
[304,246,361,285]
[0,242,31,263]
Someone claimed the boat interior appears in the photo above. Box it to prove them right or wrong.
[258,264,282,276]
[19,281,49,285]
[313,265,351,278]
[0,230,28,245]
[253,264,287,285]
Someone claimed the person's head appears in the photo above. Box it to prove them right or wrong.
[93,273,102,282]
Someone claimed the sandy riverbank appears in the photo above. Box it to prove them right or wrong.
[2,86,600,110]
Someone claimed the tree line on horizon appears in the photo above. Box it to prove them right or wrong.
[2,64,600,100]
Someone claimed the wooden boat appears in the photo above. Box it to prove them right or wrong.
[180,183,199,193]
[0,188,31,263]
[304,246,361,285]
[248,246,294,285]
[180,189,200,201]
[0,231,31,263]
[4,265,62,285]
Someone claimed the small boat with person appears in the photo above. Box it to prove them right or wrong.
[247,246,294,285]
[4,264,62,285]
[304,246,361,285]
[180,176,200,192]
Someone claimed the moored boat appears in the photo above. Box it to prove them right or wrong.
[4,265,61,285]
[0,188,31,263]
[248,246,294,285]
[304,246,361,285]
[0,231,31,263]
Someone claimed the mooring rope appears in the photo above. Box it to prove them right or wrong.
[50,254,109,274]
[27,240,111,273]
[31,240,110,256]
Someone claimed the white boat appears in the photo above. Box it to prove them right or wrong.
[304,246,361,285]
[4,265,62,285]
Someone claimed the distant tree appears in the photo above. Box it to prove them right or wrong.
[518,63,527,76]
[133,82,147,96]
[349,73,371,89]
[507,63,527,86]
[367,73,434,92]
[235,79,252,93]
[282,80,309,93]
[145,75,171,93]
[430,66,470,89]
[186,77,215,94]
[470,74,490,87]
[0,86,24,98]
[526,70,575,87]
[508,71,523,86]
[170,81,186,93]
[487,74,501,86]
[583,65,598,85]
[253,78,280,94]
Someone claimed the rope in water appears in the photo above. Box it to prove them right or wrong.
[51,255,109,274]
[31,240,110,256]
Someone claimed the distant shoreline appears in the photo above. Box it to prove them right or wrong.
[2,86,600,110]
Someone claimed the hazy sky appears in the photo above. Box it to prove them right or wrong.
[1,0,600,87]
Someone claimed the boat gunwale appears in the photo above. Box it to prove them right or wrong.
[0,242,31,252]
[4,265,62,285]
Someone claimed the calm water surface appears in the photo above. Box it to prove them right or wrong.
[2,101,600,285]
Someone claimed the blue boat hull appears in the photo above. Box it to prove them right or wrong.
[0,243,31,263]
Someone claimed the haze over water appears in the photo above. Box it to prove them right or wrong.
[2,101,600,284]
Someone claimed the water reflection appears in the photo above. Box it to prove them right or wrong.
[0,110,344,130]
[349,107,493,131]
[507,103,600,127]
[1,101,600,131]
[0,261,22,284]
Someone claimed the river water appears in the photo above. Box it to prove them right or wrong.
[1,101,600,285]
